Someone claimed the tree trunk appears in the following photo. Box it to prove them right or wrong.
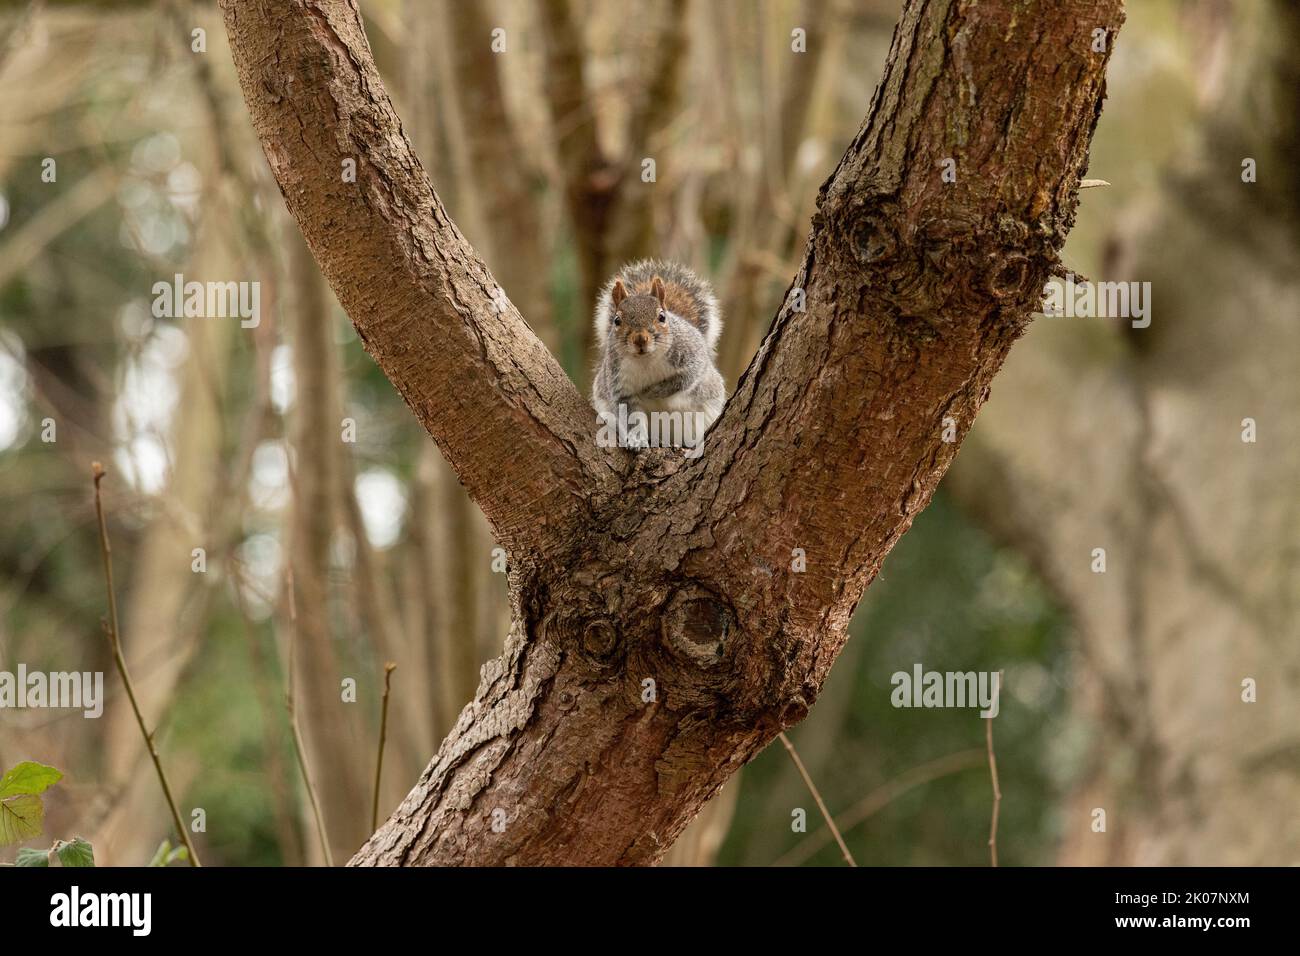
[219,0,1123,866]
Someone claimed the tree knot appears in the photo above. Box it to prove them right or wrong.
[581,620,619,661]
[836,199,1053,329]
[660,586,734,668]
[540,598,624,670]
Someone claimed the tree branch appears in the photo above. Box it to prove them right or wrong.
[641,0,1122,682]
[219,0,613,557]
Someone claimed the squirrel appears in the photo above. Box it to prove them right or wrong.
[591,259,726,453]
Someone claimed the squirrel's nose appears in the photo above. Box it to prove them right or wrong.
[631,331,651,352]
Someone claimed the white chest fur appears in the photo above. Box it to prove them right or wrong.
[619,351,678,400]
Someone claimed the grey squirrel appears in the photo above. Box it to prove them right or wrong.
[591,259,725,453]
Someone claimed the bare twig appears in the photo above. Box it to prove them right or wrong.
[772,748,985,867]
[91,462,200,868]
[778,731,857,867]
[283,565,334,867]
[986,672,1004,867]
[371,662,397,833]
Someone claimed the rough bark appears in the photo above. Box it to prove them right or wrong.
[660,771,740,867]
[219,0,1123,866]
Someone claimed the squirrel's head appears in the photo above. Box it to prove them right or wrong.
[609,276,672,358]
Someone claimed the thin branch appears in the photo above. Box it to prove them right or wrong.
[284,565,334,867]
[91,462,200,868]
[371,662,397,834]
[772,748,985,867]
[986,677,1003,868]
[778,731,856,867]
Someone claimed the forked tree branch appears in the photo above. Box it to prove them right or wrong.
[220,0,1123,866]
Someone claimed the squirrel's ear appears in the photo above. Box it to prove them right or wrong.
[611,279,627,307]
[651,275,666,305]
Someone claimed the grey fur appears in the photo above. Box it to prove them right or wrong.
[592,260,726,451]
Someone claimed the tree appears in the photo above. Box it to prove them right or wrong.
[217,0,1124,866]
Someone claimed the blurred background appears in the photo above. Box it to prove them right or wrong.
[0,0,1295,866]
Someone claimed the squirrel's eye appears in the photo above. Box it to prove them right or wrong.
[657,311,666,323]
[612,314,621,326]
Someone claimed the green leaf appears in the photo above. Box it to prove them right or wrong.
[147,839,172,867]
[0,761,63,799]
[55,837,95,868]
[148,839,188,867]
[14,847,50,867]
[0,794,45,846]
